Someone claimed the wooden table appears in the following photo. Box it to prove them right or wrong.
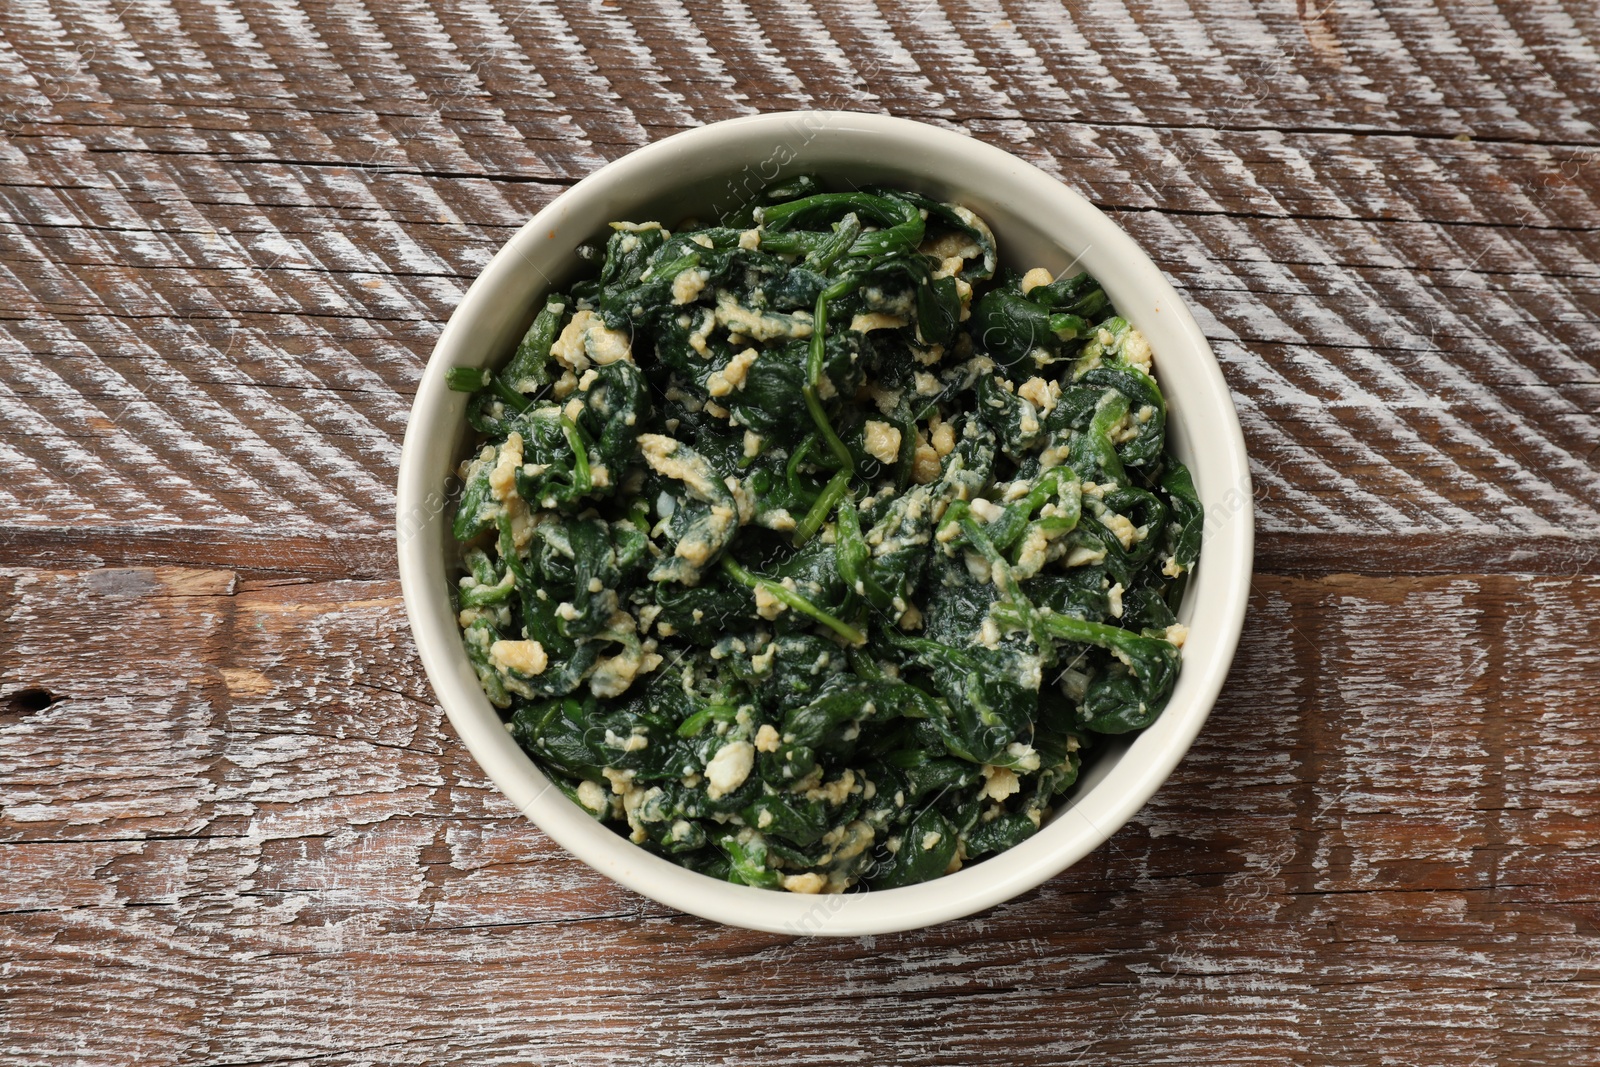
[3,1,1597,1063]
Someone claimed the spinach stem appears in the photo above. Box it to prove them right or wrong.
[492,376,534,413]
[792,468,851,547]
[720,556,865,646]
[559,415,592,494]
[803,277,861,471]
[784,434,829,506]
[445,366,531,414]
[446,366,491,392]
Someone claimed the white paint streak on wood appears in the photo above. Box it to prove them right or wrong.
[749,0,881,111]
[1208,215,1600,531]
[1504,577,1600,815]
[442,0,612,175]
[827,2,947,116]
[1080,0,1196,119]
[515,0,651,153]
[43,308,386,527]
[1122,206,1600,537]
[1000,0,1145,124]
[1508,1,1600,141]
[6,568,1599,1063]
[887,2,1022,123]
[1,11,1596,556]
[950,0,1079,119]
[631,0,755,120]
[1130,215,1468,532]
[0,352,245,525]
[694,0,810,106]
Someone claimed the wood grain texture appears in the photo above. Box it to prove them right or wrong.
[4,569,1599,1065]
[1,0,1599,1062]
[0,0,1596,572]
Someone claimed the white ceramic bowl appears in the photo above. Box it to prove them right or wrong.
[397,111,1253,936]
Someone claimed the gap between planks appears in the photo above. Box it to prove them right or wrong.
[0,526,1593,580]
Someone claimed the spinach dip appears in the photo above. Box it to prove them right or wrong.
[446,178,1202,893]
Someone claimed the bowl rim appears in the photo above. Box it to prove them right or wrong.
[397,110,1254,936]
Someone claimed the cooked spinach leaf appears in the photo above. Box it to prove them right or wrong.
[448,184,1201,894]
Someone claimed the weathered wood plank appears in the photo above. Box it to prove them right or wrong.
[3,0,1599,573]
[0,526,1596,582]
[3,567,1599,1064]
[0,526,396,580]
[2,1,1599,1062]
[7,0,1599,158]
[0,141,1596,568]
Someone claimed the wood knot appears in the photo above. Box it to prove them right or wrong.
[2,687,63,726]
